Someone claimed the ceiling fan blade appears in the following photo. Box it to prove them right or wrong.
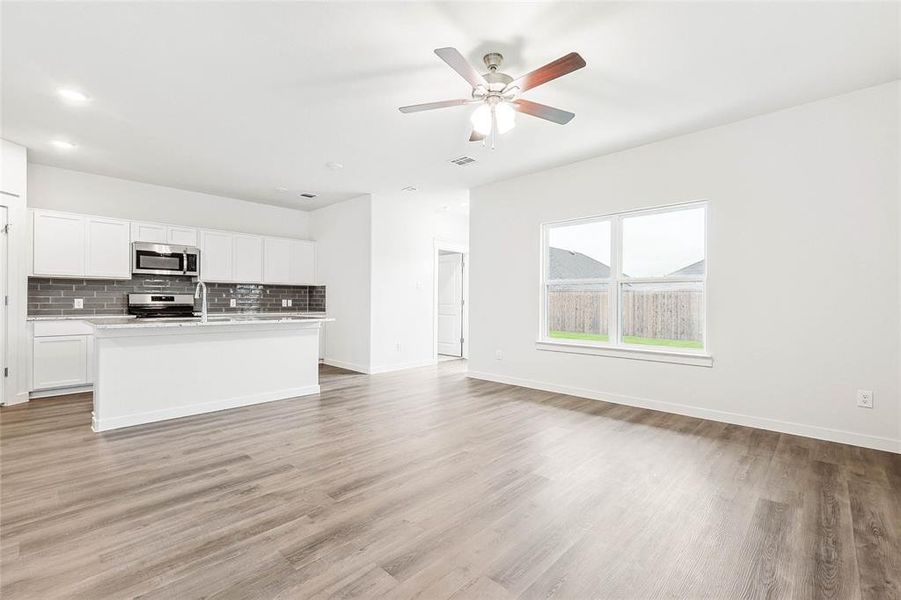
[399,99,472,114]
[512,99,575,124]
[469,129,486,142]
[434,47,487,89]
[505,52,586,94]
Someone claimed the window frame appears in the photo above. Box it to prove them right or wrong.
[538,200,711,367]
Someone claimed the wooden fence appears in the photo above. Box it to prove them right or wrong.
[548,287,703,341]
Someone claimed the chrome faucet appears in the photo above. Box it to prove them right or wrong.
[194,280,208,323]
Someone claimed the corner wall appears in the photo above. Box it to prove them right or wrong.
[310,191,469,374]
[369,191,469,373]
[469,82,900,452]
[310,195,372,373]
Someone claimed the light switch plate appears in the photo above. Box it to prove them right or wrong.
[229,299,236,308]
[287,299,292,307]
[73,298,83,309]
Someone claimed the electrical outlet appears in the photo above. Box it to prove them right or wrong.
[287,299,292,307]
[856,390,874,409]
[281,299,288,307]
[229,299,236,308]
[73,298,83,309]
[396,342,402,352]
[495,350,503,360]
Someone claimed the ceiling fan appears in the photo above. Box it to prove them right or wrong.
[399,47,586,148]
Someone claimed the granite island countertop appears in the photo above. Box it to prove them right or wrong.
[27,311,328,322]
[87,314,333,330]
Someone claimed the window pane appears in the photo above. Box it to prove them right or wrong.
[621,282,703,349]
[547,284,609,342]
[622,207,705,278]
[548,220,611,280]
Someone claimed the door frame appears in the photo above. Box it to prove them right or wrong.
[433,239,469,361]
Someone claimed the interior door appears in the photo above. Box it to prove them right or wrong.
[0,207,7,404]
[437,253,464,357]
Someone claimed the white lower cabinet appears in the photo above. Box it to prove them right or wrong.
[33,335,89,390]
[31,321,94,392]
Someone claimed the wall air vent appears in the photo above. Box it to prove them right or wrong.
[299,193,317,199]
[450,156,476,166]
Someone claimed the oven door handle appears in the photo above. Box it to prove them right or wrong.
[183,251,188,275]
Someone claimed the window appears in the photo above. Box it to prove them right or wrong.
[541,202,707,359]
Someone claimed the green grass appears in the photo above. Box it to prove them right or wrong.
[549,330,702,349]
[548,331,609,342]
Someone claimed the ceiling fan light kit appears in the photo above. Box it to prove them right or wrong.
[399,47,586,149]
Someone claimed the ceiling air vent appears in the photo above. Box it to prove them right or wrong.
[450,156,476,166]
[299,193,317,199]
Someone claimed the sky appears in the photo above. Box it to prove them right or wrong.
[549,206,705,277]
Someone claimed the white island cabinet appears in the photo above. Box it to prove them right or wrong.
[90,316,331,431]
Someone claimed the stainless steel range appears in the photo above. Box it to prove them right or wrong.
[127,294,196,319]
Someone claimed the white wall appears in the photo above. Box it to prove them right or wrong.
[0,140,30,405]
[28,165,310,238]
[310,195,372,373]
[469,82,900,453]
[369,191,469,372]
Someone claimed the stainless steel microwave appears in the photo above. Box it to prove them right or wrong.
[132,242,200,276]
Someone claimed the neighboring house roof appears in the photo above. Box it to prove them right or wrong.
[668,260,705,276]
[549,247,610,279]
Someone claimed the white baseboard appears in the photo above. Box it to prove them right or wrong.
[2,391,31,406]
[322,358,371,374]
[467,370,901,454]
[30,385,93,399]
[369,359,438,375]
[92,385,320,432]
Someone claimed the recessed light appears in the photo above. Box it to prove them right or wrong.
[325,161,344,171]
[299,193,317,199]
[274,187,289,193]
[51,140,76,150]
[57,88,90,103]
[401,186,418,192]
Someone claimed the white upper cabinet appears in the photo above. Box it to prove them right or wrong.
[263,237,291,284]
[33,211,85,277]
[232,234,263,283]
[85,217,131,278]
[130,222,167,244]
[32,209,314,284]
[33,211,130,279]
[131,221,198,247]
[199,230,234,282]
[290,240,316,285]
[167,226,198,246]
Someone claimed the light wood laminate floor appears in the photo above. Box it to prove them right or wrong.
[2,361,899,599]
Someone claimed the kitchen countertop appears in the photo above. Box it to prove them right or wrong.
[27,311,327,322]
[89,314,333,330]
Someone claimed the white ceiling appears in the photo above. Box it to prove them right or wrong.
[2,2,898,211]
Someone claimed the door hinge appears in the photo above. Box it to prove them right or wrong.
[1,224,9,234]
[460,337,465,344]
[3,295,7,306]
[3,367,8,377]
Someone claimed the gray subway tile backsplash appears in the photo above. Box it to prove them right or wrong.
[28,275,326,317]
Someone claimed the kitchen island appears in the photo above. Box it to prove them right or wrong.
[89,315,332,431]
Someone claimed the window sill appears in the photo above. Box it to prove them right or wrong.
[535,339,713,367]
